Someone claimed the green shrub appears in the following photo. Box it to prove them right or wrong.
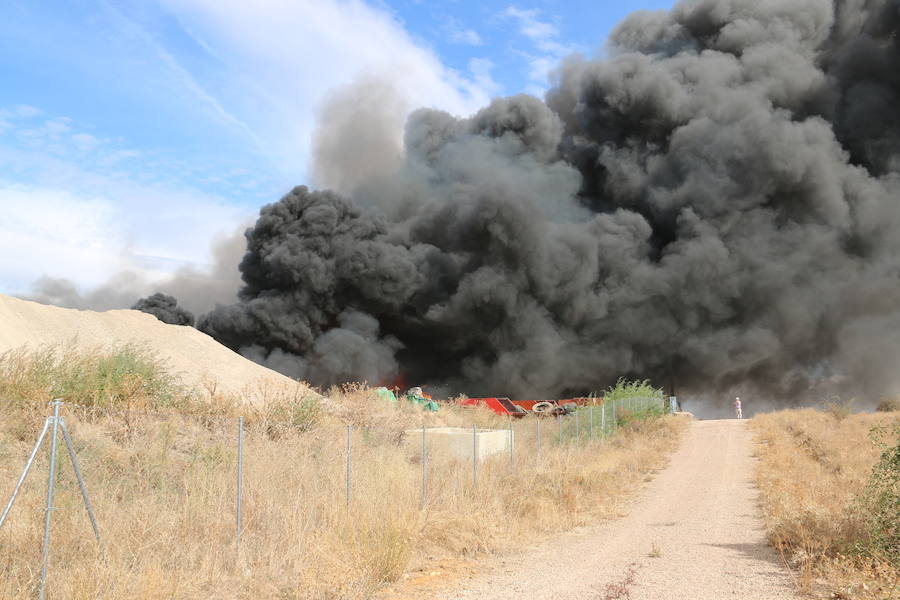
[596,378,664,427]
[856,425,900,568]
[601,378,663,404]
[0,344,184,411]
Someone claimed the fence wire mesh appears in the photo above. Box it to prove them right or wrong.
[0,394,666,599]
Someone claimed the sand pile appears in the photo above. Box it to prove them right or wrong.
[0,293,314,400]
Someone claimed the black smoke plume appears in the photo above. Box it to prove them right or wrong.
[199,0,900,403]
[133,293,195,327]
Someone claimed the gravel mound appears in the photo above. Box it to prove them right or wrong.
[0,293,313,401]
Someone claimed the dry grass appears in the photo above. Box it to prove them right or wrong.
[751,409,900,599]
[0,347,685,599]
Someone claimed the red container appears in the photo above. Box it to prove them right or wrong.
[459,397,527,417]
[460,397,602,417]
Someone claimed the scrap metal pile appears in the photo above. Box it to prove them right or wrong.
[459,397,592,418]
[375,386,593,416]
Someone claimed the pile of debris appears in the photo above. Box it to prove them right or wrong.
[375,385,596,417]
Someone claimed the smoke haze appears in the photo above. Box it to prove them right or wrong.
[26,227,247,316]
[202,0,900,403]
[45,0,900,406]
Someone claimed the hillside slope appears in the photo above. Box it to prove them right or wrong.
[0,293,310,399]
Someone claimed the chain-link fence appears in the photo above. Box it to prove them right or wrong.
[0,394,667,598]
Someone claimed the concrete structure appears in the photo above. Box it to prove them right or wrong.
[404,427,513,462]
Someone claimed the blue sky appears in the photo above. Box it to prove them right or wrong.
[0,0,674,300]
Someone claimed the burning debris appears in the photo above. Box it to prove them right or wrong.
[188,0,900,403]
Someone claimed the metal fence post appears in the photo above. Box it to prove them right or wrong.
[601,402,606,436]
[508,419,514,464]
[612,400,617,432]
[575,409,580,440]
[236,416,243,548]
[472,425,477,486]
[346,424,352,508]
[39,400,62,600]
[589,405,594,439]
[420,425,427,509]
[536,418,541,453]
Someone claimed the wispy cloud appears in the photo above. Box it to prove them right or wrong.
[100,1,268,156]
[445,17,482,46]
[503,5,580,92]
[0,105,251,293]
[154,0,497,176]
[0,0,501,299]
[504,6,559,43]
[468,58,502,97]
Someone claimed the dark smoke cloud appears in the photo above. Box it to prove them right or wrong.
[199,0,900,404]
[132,293,195,326]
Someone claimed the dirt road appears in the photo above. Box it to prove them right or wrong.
[415,419,799,599]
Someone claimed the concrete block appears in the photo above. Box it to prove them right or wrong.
[404,427,513,462]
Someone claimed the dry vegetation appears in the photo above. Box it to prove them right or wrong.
[0,346,685,599]
[751,408,900,599]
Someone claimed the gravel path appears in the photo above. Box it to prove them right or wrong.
[419,419,799,600]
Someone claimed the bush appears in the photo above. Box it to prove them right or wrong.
[822,396,854,421]
[263,395,323,438]
[876,397,900,412]
[598,378,664,427]
[752,410,899,597]
[601,378,663,404]
[0,344,184,412]
[857,425,900,568]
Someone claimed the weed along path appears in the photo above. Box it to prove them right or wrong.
[402,419,799,600]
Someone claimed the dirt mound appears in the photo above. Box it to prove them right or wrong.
[0,293,313,400]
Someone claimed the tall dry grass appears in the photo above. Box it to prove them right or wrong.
[751,409,900,599]
[0,347,685,599]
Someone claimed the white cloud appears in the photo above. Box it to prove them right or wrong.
[504,7,559,43]
[0,108,252,295]
[468,58,502,97]
[71,133,100,150]
[446,18,483,46]
[0,186,123,290]
[503,5,580,90]
[12,105,42,118]
[0,178,249,293]
[1,1,502,298]
[155,0,498,177]
[103,4,268,156]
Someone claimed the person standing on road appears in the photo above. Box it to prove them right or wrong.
[734,396,742,419]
